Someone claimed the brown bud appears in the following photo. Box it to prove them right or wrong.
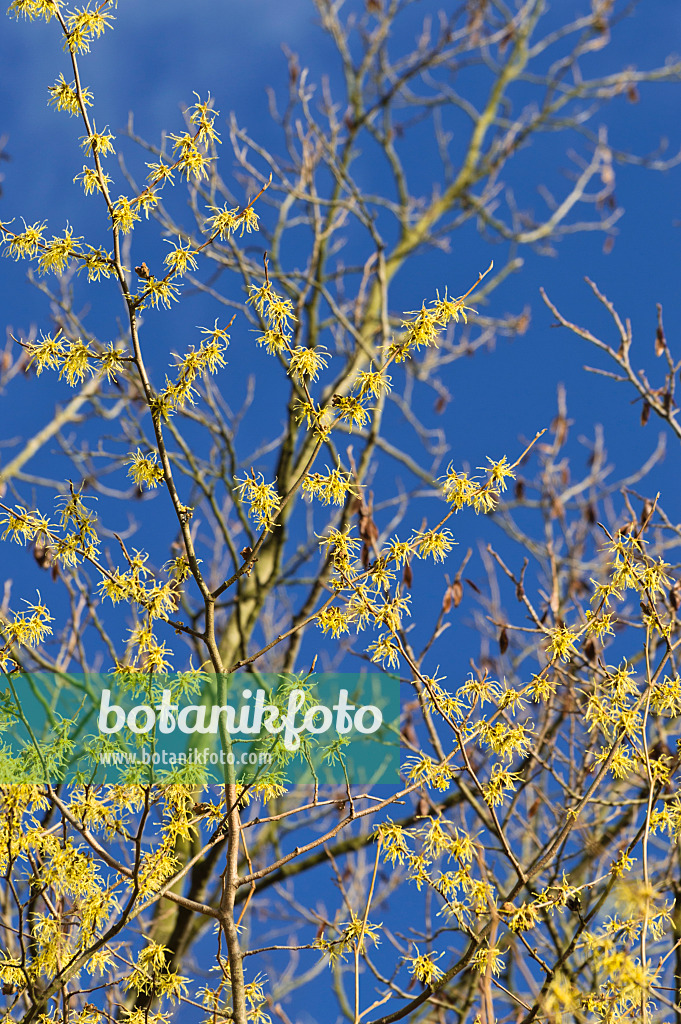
[655,304,666,356]
[33,538,53,569]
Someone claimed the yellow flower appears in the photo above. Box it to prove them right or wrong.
[37,226,83,275]
[316,607,351,637]
[412,529,455,563]
[288,345,329,382]
[168,132,213,181]
[126,450,164,490]
[8,0,56,22]
[143,277,181,309]
[546,625,579,662]
[48,74,93,115]
[60,339,96,386]
[303,465,356,506]
[470,944,505,976]
[111,196,141,234]
[367,633,400,669]
[3,219,46,258]
[355,367,392,400]
[164,239,198,276]
[481,455,515,491]
[80,127,116,157]
[206,204,240,239]
[235,471,281,529]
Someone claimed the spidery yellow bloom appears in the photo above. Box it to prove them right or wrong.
[0,506,51,545]
[189,95,221,146]
[25,330,65,374]
[470,944,505,976]
[441,469,478,510]
[316,607,352,637]
[3,597,54,648]
[590,578,622,607]
[3,219,46,258]
[650,675,681,717]
[235,471,281,530]
[610,850,636,877]
[164,239,198,277]
[411,529,455,563]
[594,744,635,779]
[367,633,400,669]
[288,345,329,383]
[483,763,521,806]
[111,196,141,234]
[74,166,112,196]
[546,625,579,662]
[508,901,541,933]
[341,911,382,953]
[79,246,115,282]
[146,160,175,185]
[206,205,240,239]
[167,133,213,181]
[126,451,164,490]
[385,537,412,567]
[239,207,259,234]
[404,754,457,791]
[80,127,115,157]
[405,948,444,986]
[143,278,181,309]
[303,465,356,506]
[137,191,159,218]
[48,74,93,115]
[374,820,410,865]
[60,339,96,386]
[248,282,295,329]
[8,0,57,21]
[331,395,369,429]
[124,941,188,1000]
[38,226,83,276]
[355,367,392,400]
[65,5,115,54]
[196,321,230,370]
[585,609,615,641]
[528,673,556,702]
[481,455,515,491]
[318,527,361,564]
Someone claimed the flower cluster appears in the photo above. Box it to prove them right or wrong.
[235,471,281,531]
